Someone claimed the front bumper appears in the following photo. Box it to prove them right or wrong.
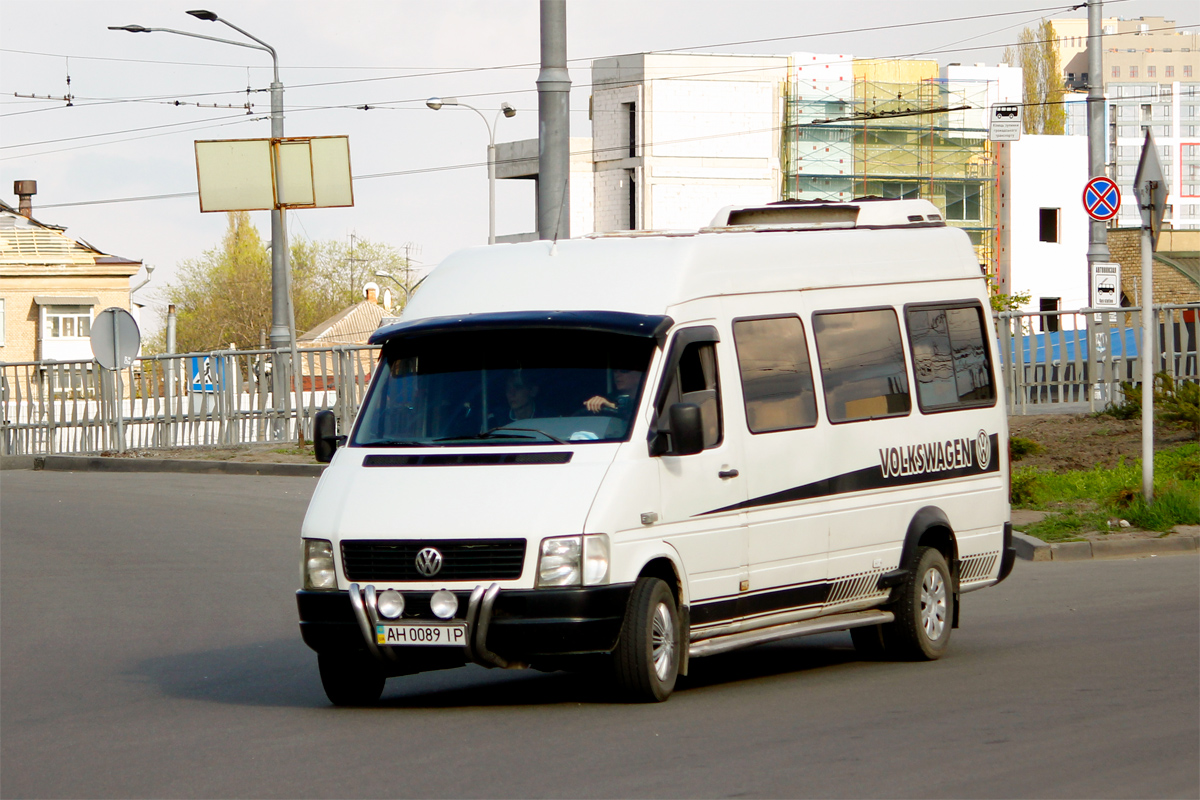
[297,582,634,670]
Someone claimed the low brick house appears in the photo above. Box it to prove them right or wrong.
[0,196,142,363]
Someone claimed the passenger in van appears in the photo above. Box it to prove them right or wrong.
[583,368,640,416]
[504,370,541,421]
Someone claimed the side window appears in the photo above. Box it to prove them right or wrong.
[906,304,996,411]
[733,316,817,433]
[813,308,911,423]
[658,341,722,449]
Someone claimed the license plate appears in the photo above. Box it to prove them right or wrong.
[375,622,468,647]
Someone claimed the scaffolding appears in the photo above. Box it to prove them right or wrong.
[782,75,998,277]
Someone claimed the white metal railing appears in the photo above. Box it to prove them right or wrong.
[3,306,1197,454]
[0,344,379,456]
[995,304,1199,415]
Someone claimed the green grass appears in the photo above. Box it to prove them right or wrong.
[1012,442,1200,535]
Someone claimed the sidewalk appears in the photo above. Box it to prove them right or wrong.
[1011,509,1199,561]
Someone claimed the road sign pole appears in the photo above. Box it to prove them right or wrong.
[1086,0,1110,303]
[1140,219,1154,501]
[112,311,125,453]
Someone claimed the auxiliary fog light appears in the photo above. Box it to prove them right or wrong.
[430,590,459,619]
[377,590,405,619]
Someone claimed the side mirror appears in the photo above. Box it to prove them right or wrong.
[667,402,705,456]
[314,409,339,463]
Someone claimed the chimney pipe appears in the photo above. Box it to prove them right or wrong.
[14,180,36,217]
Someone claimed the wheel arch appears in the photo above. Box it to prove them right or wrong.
[902,506,958,571]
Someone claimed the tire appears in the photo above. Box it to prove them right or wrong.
[318,651,386,706]
[883,546,954,660]
[612,577,681,702]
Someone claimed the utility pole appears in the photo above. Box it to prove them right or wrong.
[537,0,570,241]
[1086,1,1110,295]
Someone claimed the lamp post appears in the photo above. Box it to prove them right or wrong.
[375,270,429,311]
[426,98,516,245]
[109,10,292,353]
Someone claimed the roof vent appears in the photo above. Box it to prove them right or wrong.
[708,198,945,231]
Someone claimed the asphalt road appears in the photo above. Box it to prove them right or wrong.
[2,470,1197,799]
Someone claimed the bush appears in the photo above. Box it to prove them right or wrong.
[1010,467,1042,506]
[1157,375,1200,435]
[1097,381,1141,419]
[1009,435,1043,461]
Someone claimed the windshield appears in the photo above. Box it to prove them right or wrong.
[352,328,656,447]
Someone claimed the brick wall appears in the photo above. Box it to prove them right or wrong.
[1108,228,1200,306]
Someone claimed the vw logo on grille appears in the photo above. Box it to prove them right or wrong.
[414,547,444,577]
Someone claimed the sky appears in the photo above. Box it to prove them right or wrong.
[2,0,1196,328]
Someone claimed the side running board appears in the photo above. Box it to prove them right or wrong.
[688,609,894,659]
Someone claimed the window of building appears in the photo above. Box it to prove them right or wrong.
[813,308,911,423]
[626,102,637,158]
[627,168,636,231]
[1147,65,1156,78]
[733,316,818,433]
[1186,64,1193,78]
[1039,208,1060,243]
[1112,66,1120,78]
[1166,65,1175,78]
[1130,66,1138,78]
[0,298,5,347]
[1141,104,1152,122]
[905,304,995,411]
[44,305,92,339]
[657,340,722,449]
[1039,298,1061,333]
[945,182,982,221]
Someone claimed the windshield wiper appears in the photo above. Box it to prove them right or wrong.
[434,426,567,444]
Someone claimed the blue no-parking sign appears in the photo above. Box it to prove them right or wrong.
[1083,176,1121,221]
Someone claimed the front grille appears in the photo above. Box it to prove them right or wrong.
[341,539,526,582]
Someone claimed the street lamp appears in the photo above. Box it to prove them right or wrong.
[109,10,292,353]
[375,270,429,310]
[426,97,516,245]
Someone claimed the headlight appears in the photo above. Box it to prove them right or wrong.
[302,539,337,590]
[583,534,611,586]
[537,535,611,588]
[537,536,582,587]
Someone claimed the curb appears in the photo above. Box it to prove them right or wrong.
[0,454,324,478]
[1013,530,1199,561]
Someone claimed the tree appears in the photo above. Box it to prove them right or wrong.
[163,211,272,354]
[290,236,413,335]
[1005,20,1066,135]
[153,214,414,353]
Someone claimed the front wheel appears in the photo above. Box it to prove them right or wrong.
[318,651,386,706]
[884,546,954,660]
[612,577,681,702]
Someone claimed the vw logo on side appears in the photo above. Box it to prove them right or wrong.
[975,430,993,470]
[414,547,443,577]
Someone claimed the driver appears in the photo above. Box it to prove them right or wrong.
[583,368,640,415]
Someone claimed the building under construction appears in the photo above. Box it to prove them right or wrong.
[782,56,1014,278]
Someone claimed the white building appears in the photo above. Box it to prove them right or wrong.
[589,52,788,232]
[998,135,1092,313]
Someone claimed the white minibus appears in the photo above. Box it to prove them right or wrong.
[298,198,1016,704]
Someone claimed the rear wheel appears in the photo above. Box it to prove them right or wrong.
[612,577,680,702]
[884,546,954,660]
[318,651,386,706]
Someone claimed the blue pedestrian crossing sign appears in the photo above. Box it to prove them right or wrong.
[189,356,223,392]
[1083,176,1121,221]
